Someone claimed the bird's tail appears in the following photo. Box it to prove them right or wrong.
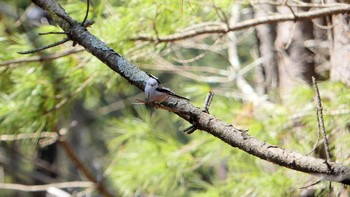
[169,93,190,101]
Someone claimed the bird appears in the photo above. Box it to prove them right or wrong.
[144,74,189,103]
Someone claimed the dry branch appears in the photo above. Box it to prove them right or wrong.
[132,5,350,43]
[30,0,350,186]
[0,48,84,67]
[18,37,70,54]
[0,181,93,192]
[312,77,332,162]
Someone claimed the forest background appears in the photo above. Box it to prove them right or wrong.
[0,0,350,196]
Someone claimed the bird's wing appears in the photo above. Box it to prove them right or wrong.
[156,87,190,101]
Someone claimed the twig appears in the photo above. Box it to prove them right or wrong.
[211,0,229,26]
[0,48,84,67]
[44,74,94,115]
[306,120,321,156]
[203,91,214,113]
[0,132,58,142]
[183,91,214,134]
[39,32,68,35]
[284,0,298,22]
[312,76,332,162]
[171,37,222,64]
[0,181,93,192]
[98,93,143,115]
[300,179,322,189]
[82,0,90,26]
[182,125,197,134]
[18,37,70,54]
[17,1,93,55]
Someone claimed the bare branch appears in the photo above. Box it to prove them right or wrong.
[0,48,84,67]
[0,181,93,192]
[252,1,347,8]
[183,91,214,134]
[0,132,58,142]
[306,122,321,156]
[39,31,68,35]
[300,179,322,189]
[203,91,214,114]
[81,0,90,26]
[132,5,350,43]
[57,136,114,197]
[43,74,94,115]
[312,76,332,162]
[18,37,70,54]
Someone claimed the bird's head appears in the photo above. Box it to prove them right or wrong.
[146,77,158,87]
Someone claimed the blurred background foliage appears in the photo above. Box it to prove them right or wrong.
[0,0,349,196]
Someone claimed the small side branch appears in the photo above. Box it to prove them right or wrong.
[203,91,214,114]
[0,48,84,67]
[18,37,70,54]
[0,132,58,142]
[38,32,68,35]
[306,124,321,156]
[183,91,214,134]
[312,77,332,162]
[300,179,322,189]
[18,0,92,55]
[0,181,93,192]
[81,0,90,26]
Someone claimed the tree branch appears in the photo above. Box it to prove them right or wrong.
[18,37,70,54]
[0,181,93,192]
[30,0,350,186]
[131,5,350,43]
[312,76,332,162]
[57,137,113,197]
[0,48,84,67]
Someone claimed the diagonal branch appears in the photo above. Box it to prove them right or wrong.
[57,137,113,197]
[31,0,350,186]
[131,5,350,43]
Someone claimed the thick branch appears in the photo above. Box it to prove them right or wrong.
[31,0,350,185]
[57,138,113,197]
[132,5,350,43]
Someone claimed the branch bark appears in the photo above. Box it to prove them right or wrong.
[31,0,350,186]
[132,5,350,43]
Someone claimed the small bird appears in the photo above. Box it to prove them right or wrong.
[145,75,189,103]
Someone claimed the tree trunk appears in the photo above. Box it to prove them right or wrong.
[254,4,278,96]
[330,12,350,86]
[275,5,315,100]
